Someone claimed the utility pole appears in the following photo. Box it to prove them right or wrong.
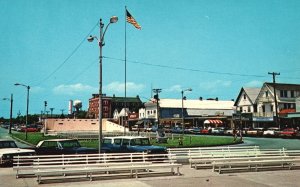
[50,108,54,118]
[152,88,162,127]
[268,72,280,129]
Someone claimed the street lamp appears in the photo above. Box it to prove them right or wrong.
[3,94,13,134]
[88,16,118,153]
[181,88,192,135]
[15,83,30,140]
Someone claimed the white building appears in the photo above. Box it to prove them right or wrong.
[139,98,235,128]
[235,82,300,129]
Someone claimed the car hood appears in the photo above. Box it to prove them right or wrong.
[130,145,166,151]
[0,148,35,156]
[72,147,97,153]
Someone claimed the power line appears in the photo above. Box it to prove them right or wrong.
[103,56,300,80]
[103,56,266,78]
[32,22,99,87]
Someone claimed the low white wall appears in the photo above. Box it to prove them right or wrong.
[45,118,127,133]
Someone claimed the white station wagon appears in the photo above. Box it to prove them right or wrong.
[0,139,35,166]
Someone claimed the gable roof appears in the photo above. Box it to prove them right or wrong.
[265,82,300,91]
[244,88,261,103]
[234,87,261,106]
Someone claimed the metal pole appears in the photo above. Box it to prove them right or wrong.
[25,86,30,140]
[9,94,13,134]
[181,90,184,135]
[98,19,104,154]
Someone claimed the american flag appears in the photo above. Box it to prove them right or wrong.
[126,9,141,30]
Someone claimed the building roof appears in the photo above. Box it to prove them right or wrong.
[155,99,234,110]
[234,87,261,106]
[90,94,142,103]
[243,88,261,103]
[265,82,300,91]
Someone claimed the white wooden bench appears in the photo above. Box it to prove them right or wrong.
[167,146,261,163]
[13,152,182,184]
[35,162,182,184]
[189,149,287,169]
[212,156,298,174]
[13,152,150,178]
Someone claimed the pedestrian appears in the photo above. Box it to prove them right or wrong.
[239,129,243,142]
[233,128,237,141]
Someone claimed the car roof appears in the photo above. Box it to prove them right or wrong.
[104,136,148,140]
[40,139,77,142]
[0,139,15,142]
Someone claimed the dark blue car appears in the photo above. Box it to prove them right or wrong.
[102,136,167,154]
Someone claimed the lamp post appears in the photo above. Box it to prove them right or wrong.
[152,88,162,127]
[3,94,13,134]
[181,88,192,135]
[88,16,118,153]
[15,83,30,140]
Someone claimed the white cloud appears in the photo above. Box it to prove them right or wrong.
[165,85,182,93]
[244,80,263,87]
[53,83,97,95]
[105,81,145,94]
[199,80,232,91]
[31,86,45,93]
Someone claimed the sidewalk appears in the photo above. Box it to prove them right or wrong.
[1,165,300,187]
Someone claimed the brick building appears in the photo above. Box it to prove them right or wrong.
[88,94,143,119]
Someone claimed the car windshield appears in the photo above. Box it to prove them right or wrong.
[0,141,18,148]
[130,138,151,146]
[59,140,81,148]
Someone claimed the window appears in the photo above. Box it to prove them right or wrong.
[291,91,295,98]
[265,91,268,97]
[103,139,112,144]
[122,139,130,146]
[253,104,257,112]
[247,106,251,112]
[114,139,121,145]
[270,105,273,112]
[291,103,295,109]
[243,94,246,100]
[239,107,242,112]
[103,106,108,112]
[280,90,288,97]
[262,105,265,112]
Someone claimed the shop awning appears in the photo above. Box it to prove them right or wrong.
[204,119,223,124]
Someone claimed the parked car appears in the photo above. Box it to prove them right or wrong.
[224,129,234,135]
[279,128,298,137]
[190,127,202,134]
[171,127,184,134]
[211,127,225,134]
[102,136,167,154]
[246,128,265,136]
[263,127,280,136]
[0,139,35,166]
[200,128,210,134]
[34,139,98,155]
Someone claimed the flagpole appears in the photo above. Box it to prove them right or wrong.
[124,6,127,135]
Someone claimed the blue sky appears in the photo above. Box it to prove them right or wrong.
[1,0,300,118]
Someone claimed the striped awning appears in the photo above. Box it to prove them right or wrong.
[203,119,223,124]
